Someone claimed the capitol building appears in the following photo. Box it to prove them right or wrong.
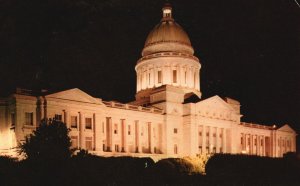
[0,4,296,159]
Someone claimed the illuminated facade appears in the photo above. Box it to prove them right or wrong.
[0,4,297,159]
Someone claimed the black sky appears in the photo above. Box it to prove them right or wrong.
[0,0,299,133]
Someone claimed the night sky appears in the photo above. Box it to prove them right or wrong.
[0,1,299,135]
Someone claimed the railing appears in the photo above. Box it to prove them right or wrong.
[137,51,199,63]
[102,101,163,114]
[240,122,275,130]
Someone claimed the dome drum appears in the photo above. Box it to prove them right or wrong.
[135,57,201,96]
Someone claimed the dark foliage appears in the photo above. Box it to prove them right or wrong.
[206,153,300,185]
[18,119,72,161]
[1,153,300,185]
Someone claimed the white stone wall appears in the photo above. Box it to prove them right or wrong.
[0,89,297,158]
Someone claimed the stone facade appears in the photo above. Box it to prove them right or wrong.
[0,4,297,159]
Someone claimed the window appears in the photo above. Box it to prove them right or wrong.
[148,73,151,85]
[71,116,78,128]
[71,136,78,149]
[261,139,263,146]
[25,112,33,125]
[172,70,177,83]
[254,139,257,146]
[174,144,178,154]
[174,128,178,134]
[184,71,187,84]
[55,114,62,121]
[241,136,243,145]
[102,122,105,133]
[128,125,131,135]
[219,133,222,138]
[199,131,202,136]
[115,144,119,152]
[114,124,118,134]
[85,118,92,129]
[158,70,162,83]
[206,132,209,137]
[11,113,15,127]
[85,137,93,150]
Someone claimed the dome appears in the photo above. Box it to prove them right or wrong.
[142,4,194,56]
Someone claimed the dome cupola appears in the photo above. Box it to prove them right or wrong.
[142,3,194,56]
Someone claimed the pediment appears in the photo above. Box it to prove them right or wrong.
[277,124,296,133]
[196,95,235,112]
[46,88,102,104]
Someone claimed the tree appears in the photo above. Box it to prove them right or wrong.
[19,119,72,161]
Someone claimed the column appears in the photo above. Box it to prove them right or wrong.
[111,119,115,152]
[250,134,253,155]
[216,128,220,153]
[148,122,152,153]
[243,133,246,152]
[78,112,84,149]
[202,125,206,154]
[257,135,260,156]
[106,117,112,151]
[196,69,200,90]
[135,121,141,153]
[121,119,127,152]
[93,113,97,151]
[223,128,227,153]
[64,110,69,128]
[292,136,296,152]
[255,135,257,155]
[262,135,265,156]
[209,126,213,153]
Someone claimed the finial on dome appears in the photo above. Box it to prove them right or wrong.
[162,2,173,20]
